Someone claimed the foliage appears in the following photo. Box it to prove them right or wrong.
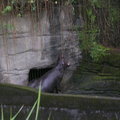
[35,86,41,120]
[1,105,4,120]
[1,6,13,14]
[69,0,78,4]
[0,0,119,60]
[1,105,24,120]
[78,0,112,62]
[79,27,99,51]
[109,7,120,24]
[0,86,42,120]
[1,0,66,15]
[1,0,36,15]
[11,106,24,120]
[90,42,109,62]
[79,27,109,62]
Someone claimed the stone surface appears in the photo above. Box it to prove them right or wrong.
[63,59,120,97]
[0,6,82,85]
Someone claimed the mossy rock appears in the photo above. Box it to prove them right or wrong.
[102,50,120,67]
[67,60,120,96]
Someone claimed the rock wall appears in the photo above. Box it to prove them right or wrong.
[0,5,82,85]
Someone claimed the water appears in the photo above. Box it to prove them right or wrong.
[1,105,120,120]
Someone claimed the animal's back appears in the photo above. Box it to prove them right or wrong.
[28,67,62,89]
[41,69,62,92]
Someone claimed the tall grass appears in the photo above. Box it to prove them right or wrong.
[0,86,41,120]
[1,105,4,120]
[11,105,24,120]
[35,86,41,120]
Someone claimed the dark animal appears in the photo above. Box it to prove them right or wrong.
[28,56,70,93]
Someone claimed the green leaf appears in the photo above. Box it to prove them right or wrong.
[35,85,41,120]
[87,9,93,17]
[1,5,12,14]
[10,107,13,119]
[11,105,24,120]
[26,100,37,120]
[6,6,12,11]
[1,105,4,120]
[91,15,96,23]
[48,112,52,120]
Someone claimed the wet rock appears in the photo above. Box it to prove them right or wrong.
[64,61,120,97]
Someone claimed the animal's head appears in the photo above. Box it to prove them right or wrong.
[57,54,70,70]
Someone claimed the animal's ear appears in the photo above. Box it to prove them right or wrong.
[57,53,64,62]
[59,53,64,58]
[61,54,64,59]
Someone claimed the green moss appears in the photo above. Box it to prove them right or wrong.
[94,49,120,67]
[78,62,103,73]
[0,83,37,96]
[104,52,120,67]
[93,75,120,81]
[70,59,120,96]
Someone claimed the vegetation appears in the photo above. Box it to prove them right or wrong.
[62,0,119,62]
[77,0,119,62]
[1,86,42,120]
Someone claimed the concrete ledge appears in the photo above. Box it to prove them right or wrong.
[0,83,120,111]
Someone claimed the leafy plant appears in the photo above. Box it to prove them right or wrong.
[79,26,110,62]
[90,42,109,62]
[1,105,4,120]
[78,0,110,62]
[109,7,120,24]
[1,6,13,14]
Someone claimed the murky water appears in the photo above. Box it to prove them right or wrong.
[2,105,120,120]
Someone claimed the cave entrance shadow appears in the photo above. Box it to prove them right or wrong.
[28,67,53,82]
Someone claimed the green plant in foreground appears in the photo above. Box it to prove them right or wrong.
[1,86,42,120]
[1,105,24,120]
[1,105,4,120]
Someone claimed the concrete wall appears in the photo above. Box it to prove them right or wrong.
[0,5,82,85]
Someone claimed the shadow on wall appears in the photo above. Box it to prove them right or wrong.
[28,67,53,82]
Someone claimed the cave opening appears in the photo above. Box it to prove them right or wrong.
[28,67,53,82]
